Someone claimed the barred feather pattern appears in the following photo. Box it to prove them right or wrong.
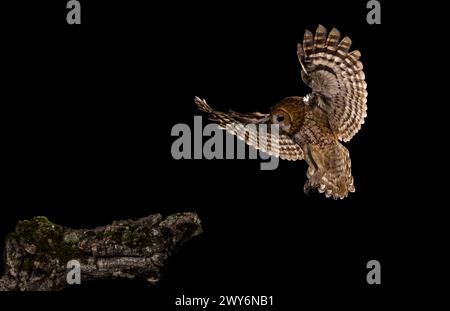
[306,142,355,199]
[298,24,368,142]
[194,97,303,161]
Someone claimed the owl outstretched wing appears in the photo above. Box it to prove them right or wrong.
[297,25,368,142]
[194,97,303,161]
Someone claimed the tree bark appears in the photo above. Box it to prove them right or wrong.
[0,212,202,291]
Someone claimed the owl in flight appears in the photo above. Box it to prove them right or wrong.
[195,25,368,199]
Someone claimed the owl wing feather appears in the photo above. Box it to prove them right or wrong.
[297,25,368,142]
[194,97,304,161]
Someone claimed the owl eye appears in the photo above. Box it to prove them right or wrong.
[276,115,285,123]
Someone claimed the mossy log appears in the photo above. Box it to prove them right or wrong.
[0,213,202,291]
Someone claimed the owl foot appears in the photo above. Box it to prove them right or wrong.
[303,181,312,195]
[304,171,325,195]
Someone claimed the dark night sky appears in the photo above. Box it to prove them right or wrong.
[1,0,428,308]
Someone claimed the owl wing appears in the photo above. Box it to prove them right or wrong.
[297,25,368,142]
[194,97,303,161]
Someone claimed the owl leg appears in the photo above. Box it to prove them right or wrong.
[302,145,325,194]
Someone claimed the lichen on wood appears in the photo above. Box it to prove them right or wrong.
[0,213,202,291]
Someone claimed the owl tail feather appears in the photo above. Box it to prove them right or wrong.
[306,142,355,199]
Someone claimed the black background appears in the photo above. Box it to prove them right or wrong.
[1,0,420,308]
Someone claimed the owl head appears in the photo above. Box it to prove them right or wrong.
[270,96,305,135]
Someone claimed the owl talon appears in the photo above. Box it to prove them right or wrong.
[303,181,312,195]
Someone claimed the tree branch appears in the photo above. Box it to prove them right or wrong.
[0,213,202,291]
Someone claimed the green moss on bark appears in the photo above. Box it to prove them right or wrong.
[9,216,85,272]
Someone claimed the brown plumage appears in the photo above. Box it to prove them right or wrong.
[194,25,368,199]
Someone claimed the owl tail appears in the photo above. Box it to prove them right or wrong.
[306,141,355,199]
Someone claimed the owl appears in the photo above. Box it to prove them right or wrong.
[194,25,368,199]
